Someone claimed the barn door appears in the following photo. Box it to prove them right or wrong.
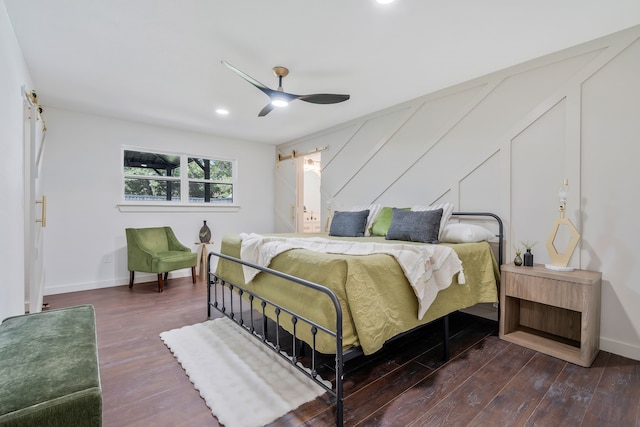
[274,152,298,232]
[23,89,46,313]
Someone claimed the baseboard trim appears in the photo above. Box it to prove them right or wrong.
[600,337,640,362]
[43,270,193,295]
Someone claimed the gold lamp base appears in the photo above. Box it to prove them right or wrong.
[545,216,581,271]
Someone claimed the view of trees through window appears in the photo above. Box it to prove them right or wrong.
[187,156,233,202]
[123,150,234,203]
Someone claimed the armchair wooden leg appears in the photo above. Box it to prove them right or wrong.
[129,271,134,288]
[191,266,196,284]
[157,274,164,293]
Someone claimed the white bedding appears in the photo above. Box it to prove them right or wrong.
[239,233,465,320]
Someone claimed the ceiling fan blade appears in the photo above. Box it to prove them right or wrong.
[298,93,350,104]
[258,103,275,117]
[221,60,272,95]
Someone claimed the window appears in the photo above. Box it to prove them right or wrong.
[123,149,235,205]
[187,157,233,203]
[123,150,181,202]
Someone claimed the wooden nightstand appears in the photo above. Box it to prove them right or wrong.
[499,263,602,367]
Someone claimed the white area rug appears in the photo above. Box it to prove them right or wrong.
[160,317,330,427]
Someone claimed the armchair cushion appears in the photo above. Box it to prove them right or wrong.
[153,251,198,273]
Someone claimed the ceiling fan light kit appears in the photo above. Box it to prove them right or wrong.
[222,60,350,116]
[271,98,289,108]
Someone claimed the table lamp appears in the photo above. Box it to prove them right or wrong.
[545,179,580,271]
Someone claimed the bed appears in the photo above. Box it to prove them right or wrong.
[207,212,502,426]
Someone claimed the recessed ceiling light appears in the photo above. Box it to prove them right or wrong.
[377,0,395,4]
[215,108,229,115]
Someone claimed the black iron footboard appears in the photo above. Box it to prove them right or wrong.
[207,251,345,426]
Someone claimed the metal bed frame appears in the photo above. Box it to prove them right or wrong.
[206,212,503,426]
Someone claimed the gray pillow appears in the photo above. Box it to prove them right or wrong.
[385,208,443,243]
[329,210,369,237]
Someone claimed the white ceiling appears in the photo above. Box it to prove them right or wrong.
[4,0,640,145]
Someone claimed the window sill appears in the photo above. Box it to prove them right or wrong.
[117,203,241,213]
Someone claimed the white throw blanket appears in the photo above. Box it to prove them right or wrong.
[239,233,465,320]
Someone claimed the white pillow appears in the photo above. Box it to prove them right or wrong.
[349,204,382,236]
[411,202,454,240]
[440,223,495,243]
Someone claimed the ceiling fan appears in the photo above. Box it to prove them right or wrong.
[221,60,350,117]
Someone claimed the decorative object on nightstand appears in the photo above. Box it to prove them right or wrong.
[197,221,212,279]
[513,246,523,266]
[545,179,581,271]
[521,240,536,267]
[199,220,212,243]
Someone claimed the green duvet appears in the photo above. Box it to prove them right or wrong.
[215,233,499,355]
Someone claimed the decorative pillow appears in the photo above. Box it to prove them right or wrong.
[349,204,382,236]
[385,208,443,243]
[329,210,370,237]
[370,206,409,237]
[440,223,495,243]
[411,202,454,239]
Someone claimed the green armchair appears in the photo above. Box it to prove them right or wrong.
[126,227,197,292]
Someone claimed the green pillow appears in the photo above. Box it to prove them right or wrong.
[370,207,409,236]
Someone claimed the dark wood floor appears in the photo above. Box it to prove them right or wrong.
[44,276,640,427]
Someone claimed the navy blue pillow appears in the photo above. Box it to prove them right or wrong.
[385,208,443,243]
[329,210,370,237]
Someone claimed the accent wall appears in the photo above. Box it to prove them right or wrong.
[276,25,640,360]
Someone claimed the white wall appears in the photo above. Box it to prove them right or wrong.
[41,107,275,294]
[0,2,31,319]
[277,26,640,360]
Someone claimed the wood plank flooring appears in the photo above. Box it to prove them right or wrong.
[43,277,640,426]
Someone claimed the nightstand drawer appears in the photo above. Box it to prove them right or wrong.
[505,273,584,312]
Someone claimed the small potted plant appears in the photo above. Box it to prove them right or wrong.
[520,240,537,266]
[513,245,523,266]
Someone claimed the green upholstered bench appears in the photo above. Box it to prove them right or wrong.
[0,305,102,426]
